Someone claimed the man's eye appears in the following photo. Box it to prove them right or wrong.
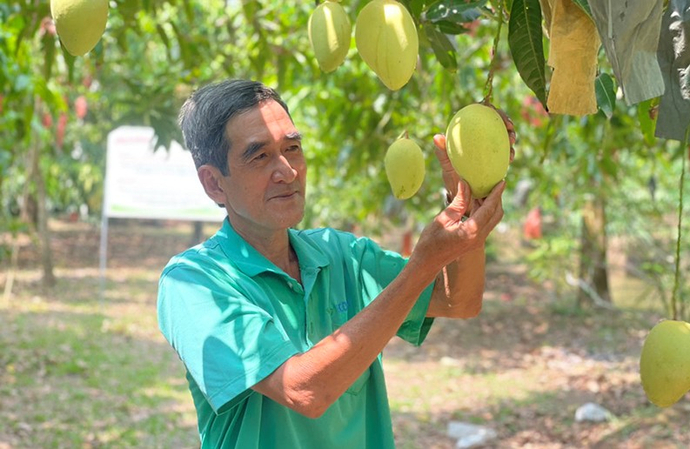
[253,153,267,161]
[287,145,301,152]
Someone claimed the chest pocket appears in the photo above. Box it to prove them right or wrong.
[345,366,371,396]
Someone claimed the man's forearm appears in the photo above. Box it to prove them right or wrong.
[253,256,438,418]
[427,245,486,318]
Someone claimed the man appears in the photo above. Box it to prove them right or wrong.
[157,79,515,448]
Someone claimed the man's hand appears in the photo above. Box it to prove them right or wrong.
[412,179,505,273]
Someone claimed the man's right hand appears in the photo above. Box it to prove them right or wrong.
[411,179,505,274]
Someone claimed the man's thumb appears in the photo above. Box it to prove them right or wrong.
[448,180,470,214]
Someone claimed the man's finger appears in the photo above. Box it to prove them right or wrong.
[433,133,446,151]
[466,181,505,227]
[447,180,471,217]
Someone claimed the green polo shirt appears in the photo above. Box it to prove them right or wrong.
[157,218,435,448]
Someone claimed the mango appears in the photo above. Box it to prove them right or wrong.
[384,136,425,199]
[355,0,418,91]
[445,104,510,198]
[50,0,108,56]
[308,1,352,73]
[640,320,690,407]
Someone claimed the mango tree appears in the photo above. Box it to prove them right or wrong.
[1,0,687,314]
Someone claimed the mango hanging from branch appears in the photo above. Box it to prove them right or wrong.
[385,135,425,199]
[355,0,418,91]
[50,0,109,56]
[445,104,510,198]
[308,1,352,73]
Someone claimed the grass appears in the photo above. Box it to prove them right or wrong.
[0,230,199,448]
[1,218,690,448]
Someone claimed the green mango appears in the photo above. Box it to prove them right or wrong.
[385,137,425,199]
[51,0,109,56]
[640,320,690,407]
[355,0,418,91]
[446,104,510,198]
[308,1,351,73]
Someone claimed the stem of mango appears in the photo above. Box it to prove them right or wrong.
[482,1,505,105]
[671,131,688,321]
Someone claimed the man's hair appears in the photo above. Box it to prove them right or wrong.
[178,79,291,176]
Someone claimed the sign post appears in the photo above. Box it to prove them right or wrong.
[99,126,226,301]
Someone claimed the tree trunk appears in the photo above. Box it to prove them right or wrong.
[26,112,56,287]
[577,196,611,308]
[35,154,56,287]
[192,221,204,246]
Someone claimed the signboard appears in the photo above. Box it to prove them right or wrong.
[103,126,226,222]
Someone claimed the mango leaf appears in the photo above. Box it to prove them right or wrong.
[595,73,615,119]
[424,0,488,24]
[508,0,547,106]
[407,0,427,19]
[435,20,473,34]
[637,98,658,146]
[424,25,458,71]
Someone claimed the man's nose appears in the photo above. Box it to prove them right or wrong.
[271,155,298,183]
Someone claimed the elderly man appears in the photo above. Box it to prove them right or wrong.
[158,79,513,448]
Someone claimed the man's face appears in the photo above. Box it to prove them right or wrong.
[216,99,307,236]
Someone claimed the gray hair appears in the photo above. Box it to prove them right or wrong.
[178,79,291,176]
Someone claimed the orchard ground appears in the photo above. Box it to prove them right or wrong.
[1,217,688,448]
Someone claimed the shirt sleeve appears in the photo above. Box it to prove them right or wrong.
[349,235,435,346]
[157,261,299,414]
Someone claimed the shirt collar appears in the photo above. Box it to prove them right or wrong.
[216,218,329,278]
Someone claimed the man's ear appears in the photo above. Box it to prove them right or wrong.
[197,165,226,205]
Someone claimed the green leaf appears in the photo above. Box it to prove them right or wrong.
[408,0,427,19]
[637,98,658,146]
[595,73,615,119]
[424,25,458,71]
[425,0,488,24]
[435,20,472,34]
[508,0,547,106]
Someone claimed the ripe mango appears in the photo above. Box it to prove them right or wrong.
[384,136,425,199]
[308,1,352,73]
[640,320,690,407]
[355,0,418,91]
[50,0,108,56]
[445,104,510,198]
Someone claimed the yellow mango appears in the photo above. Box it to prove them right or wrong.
[308,1,352,73]
[640,320,690,407]
[50,0,108,56]
[445,104,510,198]
[384,136,425,199]
[355,0,418,91]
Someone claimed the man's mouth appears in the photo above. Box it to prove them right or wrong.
[270,191,299,200]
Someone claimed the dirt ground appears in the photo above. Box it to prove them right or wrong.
[2,217,689,448]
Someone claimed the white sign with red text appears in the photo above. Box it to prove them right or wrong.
[104,126,226,221]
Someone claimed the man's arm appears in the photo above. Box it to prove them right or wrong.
[254,180,505,419]
[426,247,486,318]
[426,114,516,318]
[253,254,436,418]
